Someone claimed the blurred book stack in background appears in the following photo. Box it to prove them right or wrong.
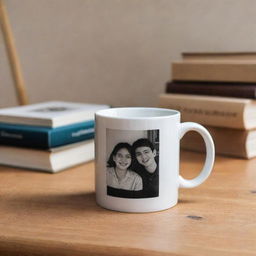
[159,52,256,159]
[0,101,109,172]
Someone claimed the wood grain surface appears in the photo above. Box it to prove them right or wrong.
[0,151,255,256]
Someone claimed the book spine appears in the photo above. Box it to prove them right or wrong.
[166,81,256,99]
[50,122,95,148]
[172,62,256,83]
[182,52,256,62]
[0,140,94,172]
[0,125,49,148]
[158,94,247,129]
[0,121,95,149]
[180,126,248,158]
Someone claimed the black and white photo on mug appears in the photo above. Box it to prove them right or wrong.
[106,128,159,199]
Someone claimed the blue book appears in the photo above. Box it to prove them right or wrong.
[0,120,95,149]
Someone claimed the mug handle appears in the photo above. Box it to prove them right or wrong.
[179,122,215,188]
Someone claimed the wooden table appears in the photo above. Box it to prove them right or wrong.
[0,151,255,256]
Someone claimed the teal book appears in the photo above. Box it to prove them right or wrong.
[0,120,95,149]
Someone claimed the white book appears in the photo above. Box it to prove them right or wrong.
[0,140,94,173]
[0,101,109,127]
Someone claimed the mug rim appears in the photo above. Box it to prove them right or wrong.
[95,107,180,120]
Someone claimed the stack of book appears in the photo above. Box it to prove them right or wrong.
[0,101,109,172]
[159,52,256,159]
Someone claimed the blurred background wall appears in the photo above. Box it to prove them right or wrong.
[1,0,256,108]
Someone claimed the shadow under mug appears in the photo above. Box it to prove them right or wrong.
[95,107,215,213]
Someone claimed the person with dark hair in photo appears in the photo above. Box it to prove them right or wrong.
[107,142,143,197]
[132,138,159,198]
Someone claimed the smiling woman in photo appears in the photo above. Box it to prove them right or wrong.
[106,142,142,192]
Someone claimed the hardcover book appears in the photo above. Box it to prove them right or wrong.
[0,140,94,172]
[158,93,256,129]
[182,52,256,62]
[166,81,256,99]
[172,62,256,83]
[0,101,109,127]
[181,126,256,159]
[0,120,95,149]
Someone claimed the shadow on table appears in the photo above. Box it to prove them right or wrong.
[5,192,107,214]
[5,193,197,217]
[178,199,195,204]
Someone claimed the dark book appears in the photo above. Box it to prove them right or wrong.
[166,81,256,99]
[182,52,256,62]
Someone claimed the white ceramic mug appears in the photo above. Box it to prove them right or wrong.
[95,107,215,213]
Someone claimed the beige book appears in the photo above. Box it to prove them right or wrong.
[0,140,94,172]
[181,126,256,159]
[172,62,256,83]
[182,52,256,62]
[158,93,256,129]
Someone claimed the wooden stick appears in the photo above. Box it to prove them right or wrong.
[0,0,29,105]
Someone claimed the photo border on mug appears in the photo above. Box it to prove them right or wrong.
[106,128,160,199]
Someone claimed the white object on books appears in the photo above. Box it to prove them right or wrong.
[0,140,94,173]
[0,101,110,127]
